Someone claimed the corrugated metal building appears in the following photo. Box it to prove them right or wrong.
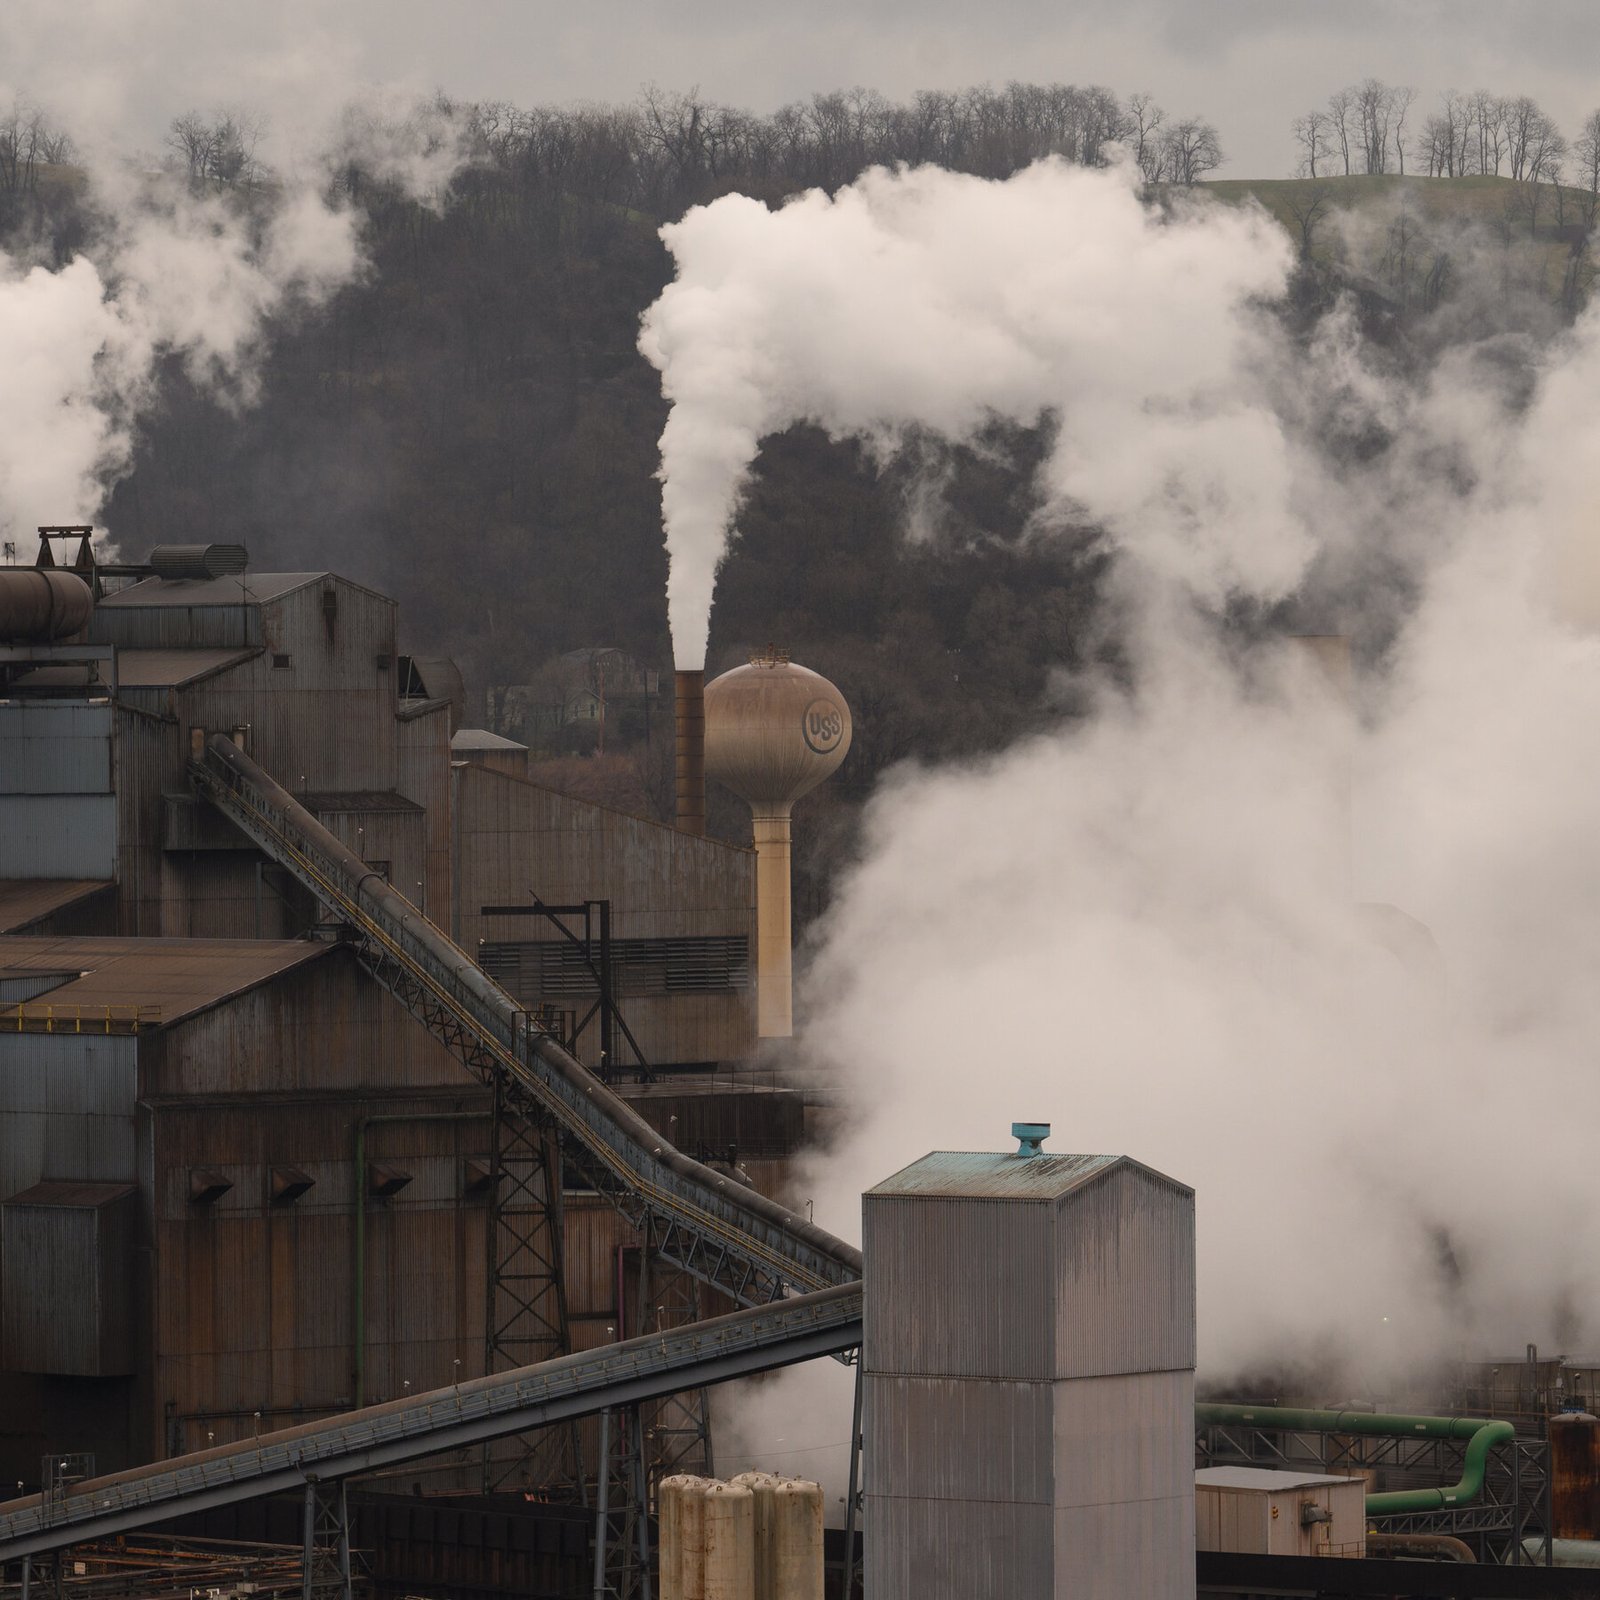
[453,760,757,1069]
[863,1147,1197,1600]
[0,554,776,1490]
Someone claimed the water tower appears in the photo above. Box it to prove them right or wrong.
[705,650,852,1037]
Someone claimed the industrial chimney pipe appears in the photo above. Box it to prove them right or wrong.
[674,669,706,836]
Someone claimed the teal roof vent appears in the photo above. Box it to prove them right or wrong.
[1011,1121,1050,1157]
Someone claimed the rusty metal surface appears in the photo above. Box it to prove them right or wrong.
[98,574,325,609]
[112,648,257,688]
[2,1180,138,1376]
[0,880,113,934]
[0,936,330,1028]
[1551,1412,1600,1539]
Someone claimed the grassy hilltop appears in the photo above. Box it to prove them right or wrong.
[1201,173,1593,310]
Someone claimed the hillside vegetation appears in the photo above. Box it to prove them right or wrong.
[3,86,1590,924]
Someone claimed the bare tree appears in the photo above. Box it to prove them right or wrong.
[1160,118,1224,184]
[1389,85,1416,175]
[1284,182,1334,259]
[1127,92,1167,182]
[166,108,266,189]
[1574,108,1600,230]
[1356,78,1393,173]
[1327,87,1354,175]
[1292,109,1331,178]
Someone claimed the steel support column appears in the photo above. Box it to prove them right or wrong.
[300,1479,352,1600]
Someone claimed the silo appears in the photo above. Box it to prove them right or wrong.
[704,651,852,1036]
[730,1472,779,1595]
[771,1478,824,1600]
[1551,1412,1600,1540]
[862,1126,1197,1599]
[660,1474,710,1600]
[703,1481,755,1600]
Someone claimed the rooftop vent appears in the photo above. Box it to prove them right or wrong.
[148,544,249,581]
[1011,1121,1050,1157]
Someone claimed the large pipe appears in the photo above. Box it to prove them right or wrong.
[0,569,93,642]
[674,669,706,836]
[1196,1404,1516,1516]
[1367,1532,1476,1563]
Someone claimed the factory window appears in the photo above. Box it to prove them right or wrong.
[479,935,749,999]
[271,653,292,670]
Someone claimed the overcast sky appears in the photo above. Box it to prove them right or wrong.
[8,0,1600,179]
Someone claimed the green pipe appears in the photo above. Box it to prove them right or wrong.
[1196,1403,1517,1517]
[353,1110,489,1409]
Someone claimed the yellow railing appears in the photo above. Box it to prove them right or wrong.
[2,1003,161,1035]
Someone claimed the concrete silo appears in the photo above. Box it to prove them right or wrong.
[862,1126,1197,1599]
[704,651,851,1037]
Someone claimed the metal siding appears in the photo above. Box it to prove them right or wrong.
[1053,1166,1196,1379]
[865,1497,1053,1600]
[863,1194,1053,1379]
[453,763,757,1067]
[864,1374,1052,1504]
[0,703,113,793]
[0,795,116,877]
[1052,1496,1195,1599]
[0,1034,137,1196]
[0,1186,137,1376]
[1051,1370,1195,1509]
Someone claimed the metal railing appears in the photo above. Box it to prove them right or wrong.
[2,1005,159,1035]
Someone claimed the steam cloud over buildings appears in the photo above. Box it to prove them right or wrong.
[632,160,1600,1387]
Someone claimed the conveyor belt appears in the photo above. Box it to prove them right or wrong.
[190,735,861,1307]
[0,1285,862,1562]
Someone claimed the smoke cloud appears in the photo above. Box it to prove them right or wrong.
[640,157,1303,667]
[646,156,1600,1419]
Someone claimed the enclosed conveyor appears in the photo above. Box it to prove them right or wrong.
[189,733,861,1307]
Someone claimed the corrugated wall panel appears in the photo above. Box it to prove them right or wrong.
[865,1497,1053,1600]
[1051,1369,1195,1509]
[1053,1495,1195,1599]
[863,1374,1052,1504]
[1053,1167,1196,1379]
[0,703,113,793]
[0,795,116,877]
[863,1195,1053,1379]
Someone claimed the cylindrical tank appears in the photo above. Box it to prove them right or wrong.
[0,569,93,642]
[703,1481,755,1600]
[772,1479,824,1600]
[704,654,852,1037]
[149,542,248,580]
[1550,1411,1600,1539]
[659,1474,707,1600]
[730,1472,779,1596]
[676,668,706,836]
[679,1476,712,1600]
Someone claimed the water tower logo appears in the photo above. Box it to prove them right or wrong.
[802,699,845,755]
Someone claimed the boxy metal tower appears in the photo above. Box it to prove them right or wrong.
[862,1126,1196,1598]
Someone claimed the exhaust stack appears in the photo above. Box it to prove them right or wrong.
[674,669,706,836]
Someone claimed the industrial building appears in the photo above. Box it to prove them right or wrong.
[1,539,1595,1599]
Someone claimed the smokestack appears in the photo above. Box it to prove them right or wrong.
[704,652,852,1037]
[675,669,706,836]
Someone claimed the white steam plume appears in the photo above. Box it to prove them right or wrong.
[641,157,1600,1467]
[640,158,1303,668]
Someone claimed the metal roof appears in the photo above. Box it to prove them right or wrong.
[451,728,528,751]
[0,936,330,1028]
[2,1181,137,1210]
[302,791,423,814]
[0,879,113,934]
[99,574,327,608]
[1196,1468,1362,1491]
[865,1150,1190,1201]
[115,647,257,687]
